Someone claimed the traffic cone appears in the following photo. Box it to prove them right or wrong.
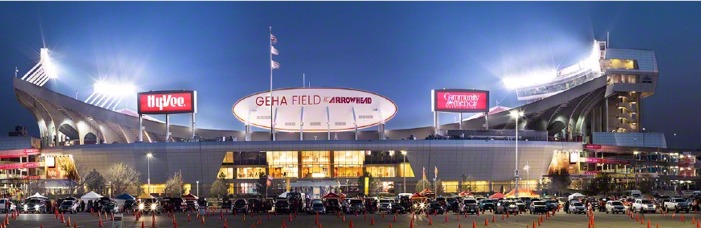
[492,215,495,223]
[429,216,433,225]
[647,219,651,228]
[66,216,71,227]
[224,218,228,228]
[484,218,488,226]
[371,216,375,225]
[532,220,536,228]
[389,223,392,228]
[282,220,287,228]
[472,220,477,228]
[350,219,354,228]
[393,214,397,222]
[188,213,191,222]
[99,216,103,227]
[445,214,449,222]
[73,221,77,228]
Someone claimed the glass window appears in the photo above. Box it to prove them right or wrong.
[267,151,298,178]
[366,166,395,178]
[236,167,267,179]
[237,183,256,194]
[218,168,234,179]
[223,152,234,163]
[334,151,365,178]
[301,151,330,178]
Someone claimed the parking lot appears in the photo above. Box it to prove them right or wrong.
[5,209,701,228]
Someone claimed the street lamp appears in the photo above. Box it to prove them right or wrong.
[401,151,407,193]
[510,110,524,198]
[196,180,200,196]
[147,153,153,196]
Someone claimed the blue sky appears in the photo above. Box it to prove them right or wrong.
[1,2,700,149]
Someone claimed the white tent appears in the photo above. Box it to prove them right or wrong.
[568,193,585,201]
[28,192,48,199]
[80,191,103,202]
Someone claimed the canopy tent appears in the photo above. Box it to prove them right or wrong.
[489,192,505,199]
[458,191,473,197]
[322,192,345,199]
[504,189,540,198]
[80,191,103,202]
[182,194,199,200]
[410,192,425,200]
[137,193,154,199]
[114,194,135,201]
[419,188,435,197]
[28,192,48,199]
[568,193,585,201]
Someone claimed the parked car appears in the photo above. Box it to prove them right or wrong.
[632,199,656,213]
[389,202,406,214]
[567,202,586,214]
[22,198,47,214]
[460,199,479,214]
[185,200,199,211]
[58,200,78,214]
[0,199,16,213]
[275,199,291,214]
[233,199,249,214]
[348,199,366,214]
[664,198,690,213]
[427,202,445,215]
[102,201,118,213]
[495,200,519,214]
[544,199,559,211]
[529,201,548,214]
[605,201,625,214]
[264,198,275,212]
[310,202,326,214]
[447,197,461,213]
[324,198,341,213]
[514,200,526,212]
[379,199,393,213]
[139,198,162,214]
[479,199,496,211]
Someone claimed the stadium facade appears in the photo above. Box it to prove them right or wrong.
[4,40,699,198]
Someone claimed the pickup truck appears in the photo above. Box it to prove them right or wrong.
[664,198,690,213]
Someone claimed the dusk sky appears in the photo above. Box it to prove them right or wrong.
[1,2,700,149]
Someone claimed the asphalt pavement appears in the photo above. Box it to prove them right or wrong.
[4,209,701,228]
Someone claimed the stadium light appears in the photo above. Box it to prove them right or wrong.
[502,69,557,89]
[93,80,136,97]
[510,109,524,198]
[40,48,58,79]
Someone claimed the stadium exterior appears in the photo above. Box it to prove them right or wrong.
[4,40,700,198]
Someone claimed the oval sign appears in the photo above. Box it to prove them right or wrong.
[232,88,397,132]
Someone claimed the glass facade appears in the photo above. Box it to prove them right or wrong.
[301,151,331,178]
[236,167,266,179]
[366,165,396,178]
[333,151,364,178]
[267,151,298,178]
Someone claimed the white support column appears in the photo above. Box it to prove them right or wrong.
[326,106,331,140]
[191,112,196,140]
[459,113,463,130]
[377,108,385,140]
[138,115,143,142]
[484,111,489,130]
[352,106,358,140]
[165,114,170,142]
[272,107,278,141]
[300,107,304,141]
[433,112,439,135]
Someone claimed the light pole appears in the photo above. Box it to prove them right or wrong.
[401,151,407,193]
[147,153,153,196]
[196,181,200,196]
[510,110,524,198]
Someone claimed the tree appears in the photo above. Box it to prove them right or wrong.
[549,167,571,194]
[357,172,375,196]
[163,170,184,197]
[585,173,613,196]
[210,178,228,198]
[60,161,80,195]
[435,179,445,196]
[105,163,141,195]
[369,178,383,196]
[256,172,268,197]
[460,175,474,192]
[415,179,432,193]
[84,169,106,194]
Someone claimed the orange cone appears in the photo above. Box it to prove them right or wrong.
[187,213,191,222]
[350,219,354,228]
[371,217,375,225]
[473,219,477,228]
[389,224,393,228]
[66,216,71,227]
[429,216,433,225]
[484,218,488,226]
[99,216,103,227]
[141,221,145,228]
[647,219,651,228]
[393,214,397,222]
[445,214,449,222]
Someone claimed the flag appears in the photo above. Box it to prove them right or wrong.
[434,166,438,179]
[271,60,280,69]
[270,34,277,44]
[422,166,426,180]
[271,46,279,55]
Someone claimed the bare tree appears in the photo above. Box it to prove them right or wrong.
[415,179,432,193]
[435,179,445,196]
[163,170,184,197]
[105,163,141,195]
[210,178,228,198]
[84,169,107,194]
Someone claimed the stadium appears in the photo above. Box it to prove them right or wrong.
[4,39,697,199]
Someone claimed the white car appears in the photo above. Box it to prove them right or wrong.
[567,202,586,214]
[632,199,656,213]
[605,201,625,214]
[0,199,16,213]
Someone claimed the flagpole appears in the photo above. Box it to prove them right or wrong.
[269,26,274,141]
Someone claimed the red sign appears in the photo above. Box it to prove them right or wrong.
[0,162,41,170]
[22,175,41,180]
[583,158,629,165]
[137,91,196,114]
[0,148,40,159]
[584,144,602,150]
[433,89,489,113]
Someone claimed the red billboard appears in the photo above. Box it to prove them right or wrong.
[432,89,489,113]
[138,90,197,114]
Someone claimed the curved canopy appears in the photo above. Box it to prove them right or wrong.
[182,193,198,200]
[458,191,473,197]
[29,192,48,199]
[489,192,505,199]
[504,189,540,198]
[322,192,345,199]
[410,192,425,200]
[80,191,103,201]
[568,193,585,200]
[114,193,135,200]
